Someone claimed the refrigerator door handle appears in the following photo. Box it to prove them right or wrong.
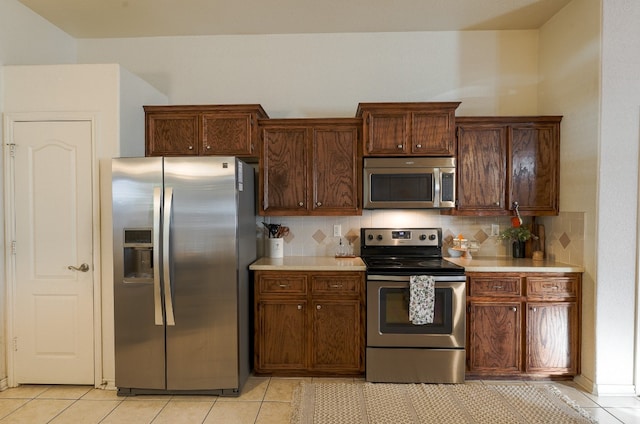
[153,187,164,326]
[163,187,176,326]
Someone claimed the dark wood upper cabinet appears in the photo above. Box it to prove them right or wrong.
[356,102,460,156]
[449,116,561,216]
[259,118,362,216]
[145,104,268,158]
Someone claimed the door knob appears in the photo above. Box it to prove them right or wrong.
[68,263,89,272]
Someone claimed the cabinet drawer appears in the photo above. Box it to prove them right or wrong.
[311,274,361,296]
[258,274,307,295]
[527,276,578,299]
[468,276,522,297]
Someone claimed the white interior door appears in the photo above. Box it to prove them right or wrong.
[9,120,94,384]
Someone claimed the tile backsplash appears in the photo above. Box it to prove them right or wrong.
[257,210,585,265]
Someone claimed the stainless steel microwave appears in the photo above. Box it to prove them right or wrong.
[363,157,456,209]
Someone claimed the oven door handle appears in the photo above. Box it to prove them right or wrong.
[366,274,466,283]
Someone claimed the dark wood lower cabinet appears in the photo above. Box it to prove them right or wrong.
[466,272,581,379]
[254,271,365,376]
[526,302,578,375]
[468,302,521,374]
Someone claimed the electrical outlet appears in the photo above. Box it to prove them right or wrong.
[333,224,342,237]
[491,224,500,236]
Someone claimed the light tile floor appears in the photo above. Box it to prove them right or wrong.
[0,376,637,423]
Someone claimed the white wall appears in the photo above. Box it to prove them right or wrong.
[595,0,640,395]
[538,0,601,392]
[0,0,76,66]
[77,31,539,118]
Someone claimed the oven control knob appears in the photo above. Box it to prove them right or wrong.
[376,235,383,241]
[429,234,436,241]
[367,234,374,241]
[419,234,427,240]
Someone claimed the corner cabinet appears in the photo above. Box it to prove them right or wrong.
[356,102,460,156]
[253,271,365,376]
[259,118,362,216]
[450,116,561,216]
[466,272,580,379]
[144,105,268,158]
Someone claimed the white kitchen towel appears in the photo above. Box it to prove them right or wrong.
[409,275,435,325]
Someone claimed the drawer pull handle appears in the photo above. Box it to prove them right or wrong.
[543,284,559,290]
[278,284,289,288]
[493,285,504,289]
[330,284,343,288]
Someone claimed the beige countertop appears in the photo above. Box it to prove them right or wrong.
[249,256,366,271]
[445,257,584,273]
[249,256,583,273]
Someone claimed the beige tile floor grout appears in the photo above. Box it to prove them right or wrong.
[0,376,637,423]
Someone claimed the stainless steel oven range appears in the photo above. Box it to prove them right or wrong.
[361,228,466,384]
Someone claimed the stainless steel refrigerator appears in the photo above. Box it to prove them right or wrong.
[112,156,255,396]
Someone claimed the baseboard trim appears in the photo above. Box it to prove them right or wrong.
[573,374,595,394]
[594,383,637,396]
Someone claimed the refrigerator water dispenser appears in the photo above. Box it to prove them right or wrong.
[123,228,153,282]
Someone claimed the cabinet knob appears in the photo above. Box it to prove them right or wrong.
[298,202,304,207]
[397,144,403,149]
[206,145,211,150]
[511,307,517,312]
[188,146,194,150]
[297,304,303,310]
[495,202,500,206]
[316,305,321,310]
[530,307,537,312]
[416,144,422,148]
[316,201,322,207]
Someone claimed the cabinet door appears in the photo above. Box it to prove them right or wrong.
[456,125,507,213]
[526,302,578,375]
[508,123,559,215]
[146,113,199,156]
[256,300,307,371]
[311,300,361,372]
[467,301,521,373]
[312,126,360,214]
[201,112,256,157]
[411,110,456,156]
[261,127,309,214]
[362,111,409,155]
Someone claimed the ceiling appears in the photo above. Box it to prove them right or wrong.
[18,0,572,39]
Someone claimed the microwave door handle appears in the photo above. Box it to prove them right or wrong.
[152,187,163,326]
[434,168,441,208]
[163,187,176,326]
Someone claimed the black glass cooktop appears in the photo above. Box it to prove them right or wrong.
[361,256,465,275]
